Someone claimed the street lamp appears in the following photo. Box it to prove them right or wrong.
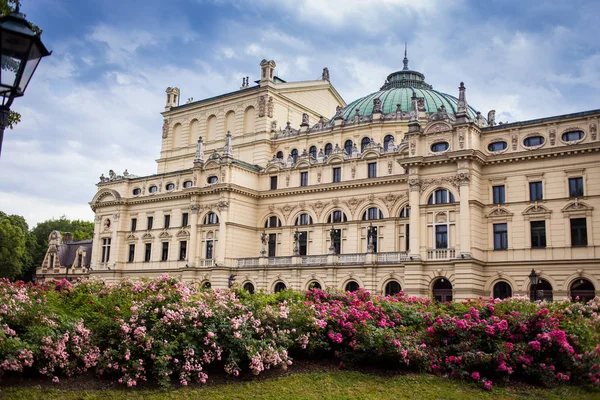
[0,5,51,157]
[528,269,540,301]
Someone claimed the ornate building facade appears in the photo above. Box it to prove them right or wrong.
[38,55,600,302]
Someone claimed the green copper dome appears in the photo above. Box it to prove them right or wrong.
[333,47,483,122]
[339,87,481,121]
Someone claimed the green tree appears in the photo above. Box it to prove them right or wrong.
[0,213,26,279]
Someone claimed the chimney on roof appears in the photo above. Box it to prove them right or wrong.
[64,232,73,243]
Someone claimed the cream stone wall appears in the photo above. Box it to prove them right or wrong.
[38,59,600,303]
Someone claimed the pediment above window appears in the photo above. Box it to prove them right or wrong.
[141,232,154,241]
[562,200,593,215]
[126,233,138,241]
[176,229,190,237]
[158,231,172,239]
[486,206,513,220]
[523,203,552,219]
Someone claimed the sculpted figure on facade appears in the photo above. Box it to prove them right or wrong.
[487,110,496,126]
[322,67,330,81]
[301,113,309,127]
[162,119,169,138]
[267,96,274,118]
[373,98,382,114]
[258,95,266,117]
[334,105,344,120]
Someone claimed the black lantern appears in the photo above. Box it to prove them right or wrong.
[0,5,51,156]
[528,269,540,301]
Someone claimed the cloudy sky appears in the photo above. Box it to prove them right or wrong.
[1,0,599,227]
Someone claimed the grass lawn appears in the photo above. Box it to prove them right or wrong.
[2,371,600,400]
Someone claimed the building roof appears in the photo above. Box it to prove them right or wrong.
[56,240,93,268]
[332,48,482,122]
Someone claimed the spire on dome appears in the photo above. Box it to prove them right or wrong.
[402,42,409,71]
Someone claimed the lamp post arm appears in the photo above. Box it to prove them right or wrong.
[0,106,10,157]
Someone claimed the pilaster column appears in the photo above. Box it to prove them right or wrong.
[408,177,421,259]
[216,201,229,263]
[110,212,120,268]
[188,205,200,266]
[458,172,471,257]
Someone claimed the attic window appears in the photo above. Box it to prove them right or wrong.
[132,188,142,196]
[166,183,175,191]
[149,185,158,193]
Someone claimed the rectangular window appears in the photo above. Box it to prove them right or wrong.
[493,223,508,250]
[298,231,308,256]
[405,224,410,252]
[179,241,187,261]
[161,242,169,261]
[147,216,154,230]
[182,213,189,227]
[570,218,588,246]
[530,221,546,248]
[330,229,341,254]
[333,167,341,183]
[492,185,505,204]
[77,253,83,267]
[331,210,344,223]
[131,218,137,232]
[206,240,214,259]
[49,254,54,268]
[368,162,377,178]
[435,225,448,249]
[270,176,278,190]
[164,215,171,229]
[568,177,584,197]
[144,243,151,262]
[101,238,111,263]
[300,171,308,187]
[268,233,277,257]
[128,244,135,263]
[529,181,543,201]
[435,190,447,204]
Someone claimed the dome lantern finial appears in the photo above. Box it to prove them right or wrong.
[403,42,409,71]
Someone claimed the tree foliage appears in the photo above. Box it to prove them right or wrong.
[0,212,26,279]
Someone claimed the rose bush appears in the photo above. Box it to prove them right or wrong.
[0,275,598,390]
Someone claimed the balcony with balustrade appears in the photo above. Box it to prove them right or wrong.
[234,251,409,268]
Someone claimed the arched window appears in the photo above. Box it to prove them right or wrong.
[172,123,182,148]
[309,146,317,159]
[432,278,452,302]
[399,206,410,218]
[327,210,348,223]
[345,281,360,292]
[295,213,313,226]
[204,212,219,224]
[344,140,353,155]
[493,281,512,299]
[264,215,281,228]
[274,282,287,293]
[362,207,383,220]
[385,281,402,296]
[570,278,595,303]
[384,135,394,151]
[307,281,321,290]
[291,149,299,163]
[428,189,455,205]
[361,137,371,152]
[243,282,255,294]
[202,282,212,289]
[532,279,553,302]
[324,143,333,156]
[276,151,284,159]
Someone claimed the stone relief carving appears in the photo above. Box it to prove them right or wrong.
[380,193,402,212]
[410,140,416,155]
[258,95,266,117]
[317,166,323,183]
[549,129,556,146]
[511,134,518,151]
[285,171,291,187]
[408,178,421,191]
[267,96,274,118]
[435,212,447,223]
[458,128,465,149]
[426,122,451,134]
[387,159,393,174]
[487,206,512,217]
[591,123,597,140]
[279,204,297,221]
[162,119,169,138]
[419,175,461,194]
[310,201,329,218]
[344,197,363,216]
[268,204,275,212]
[351,162,357,178]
